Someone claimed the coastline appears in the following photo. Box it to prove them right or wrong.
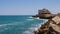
[23,17,47,34]
[32,9,60,34]
[34,18,48,31]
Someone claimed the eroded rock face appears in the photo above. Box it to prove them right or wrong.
[32,9,55,19]
[34,19,60,34]
[33,9,60,34]
[38,9,51,14]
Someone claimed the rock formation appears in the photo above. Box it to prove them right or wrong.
[32,9,55,19]
[32,9,60,34]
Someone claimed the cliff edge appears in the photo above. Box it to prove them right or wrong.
[32,9,60,34]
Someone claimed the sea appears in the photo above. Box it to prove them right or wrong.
[0,15,47,34]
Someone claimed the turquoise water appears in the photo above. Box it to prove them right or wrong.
[0,15,45,34]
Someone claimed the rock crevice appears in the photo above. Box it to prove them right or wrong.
[32,9,60,34]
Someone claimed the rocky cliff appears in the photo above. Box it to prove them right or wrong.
[32,9,60,34]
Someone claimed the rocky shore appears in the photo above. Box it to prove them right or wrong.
[32,9,60,34]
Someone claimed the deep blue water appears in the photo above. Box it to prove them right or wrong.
[0,15,45,34]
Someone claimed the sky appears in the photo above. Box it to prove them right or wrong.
[0,0,60,15]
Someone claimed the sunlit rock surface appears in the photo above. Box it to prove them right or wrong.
[32,9,55,19]
[32,9,60,34]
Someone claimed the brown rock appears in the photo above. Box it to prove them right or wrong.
[32,9,55,19]
[33,9,60,34]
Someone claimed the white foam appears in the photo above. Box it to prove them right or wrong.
[23,19,48,34]
[23,31,32,34]
[34,17,40,20]
[0,24,8,27]
[23,23,42,34]
[0,23,19,32]
[26,19,34,21]
[36,17,40,19]
[0,22,24,27]
[34,20,48,31]
[35,17,48,21]
[34,24,41,30]
[28,17,33,18]
[0,23,15,27]
[23,17,48,34]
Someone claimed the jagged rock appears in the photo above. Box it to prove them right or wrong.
[34,19,60,34]
[38,9,51,14]
[33,9,60,34]
[32,9,55,19]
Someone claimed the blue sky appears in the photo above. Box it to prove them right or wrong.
[0,0,60,15]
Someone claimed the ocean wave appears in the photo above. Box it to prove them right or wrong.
[0,23,16,27]
[0,22,21,32]
[35,17,48,21]
[28,17,33,19]
[23,23,42,34]
[23,19,48,34]
[0,24,9,27]
[0,28,8,32]
[23,31,33,34]
[26,19,34,21]
[35,17,40,20]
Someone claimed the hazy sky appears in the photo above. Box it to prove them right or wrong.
[0,0,60,15]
